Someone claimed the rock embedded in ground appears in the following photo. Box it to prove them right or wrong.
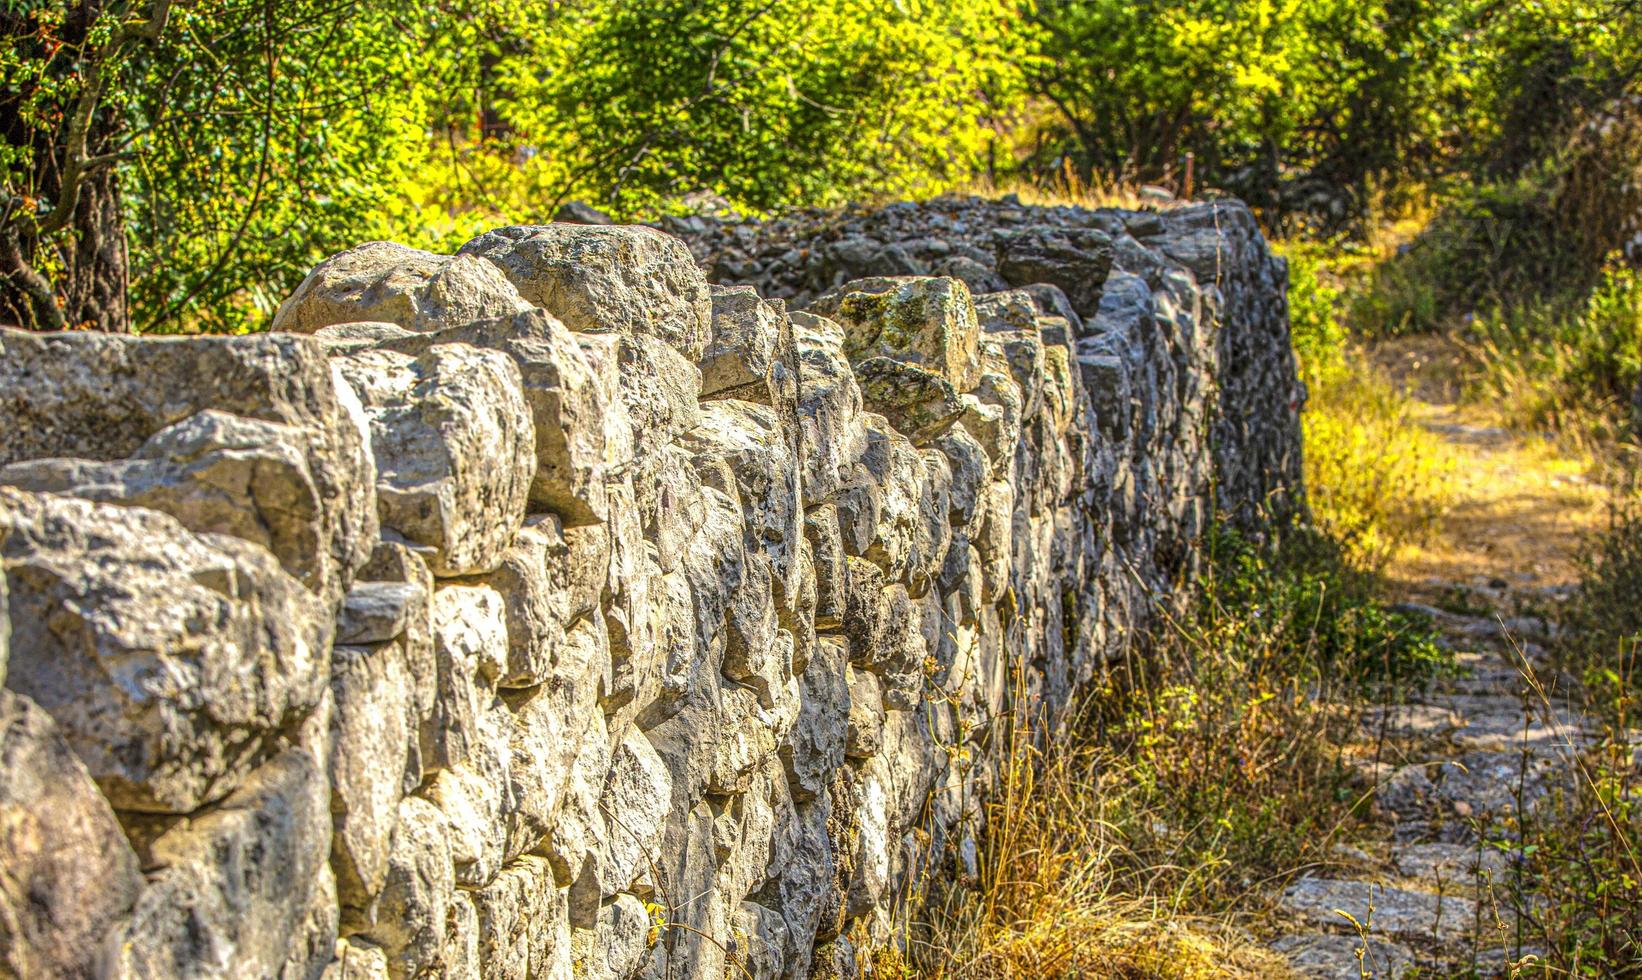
[1281,877,1478,942]
[1271,931,1416,979]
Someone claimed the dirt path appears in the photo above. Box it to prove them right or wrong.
[1267,339,1618,978]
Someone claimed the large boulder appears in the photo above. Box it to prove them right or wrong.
[337,344,536,577]
[459,224,711,360]
[0,487,331,813]
[0,690,144,979]
[377,310,614,527]
[1,410,341,598]
[806,276,981,391]
[272,241,532,334]
[0,328,377,600]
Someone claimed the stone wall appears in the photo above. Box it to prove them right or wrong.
[0,197,1300,980]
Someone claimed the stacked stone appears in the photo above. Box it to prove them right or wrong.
[671,194,1304,527]
[0,198,1299,979]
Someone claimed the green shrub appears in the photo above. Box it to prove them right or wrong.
[1469,262,1642,442]
[1201,524,1451,695]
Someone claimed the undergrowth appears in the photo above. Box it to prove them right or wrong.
[904,525,1448,978]
[1285,242,1458,570]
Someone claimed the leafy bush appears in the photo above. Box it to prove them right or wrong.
[1469,262,1642,443]
[1281,241,1349,386]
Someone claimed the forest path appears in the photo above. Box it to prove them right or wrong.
[1268,337,1619,978]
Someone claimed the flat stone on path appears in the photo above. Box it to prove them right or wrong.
[1281,878,1477,942]
[1271,931,1416,979]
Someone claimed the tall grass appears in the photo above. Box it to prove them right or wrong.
[1284,242,1458,569]
[1468,262,1642,448]
[903,527,1448,979]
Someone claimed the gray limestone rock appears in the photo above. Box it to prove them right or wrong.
[272,242,532,334]
[0,690,143,980]
[377,309,613,526]
[1,410,341,598]
[111,738,335,979]
[0,487,330,813]
[460,224,712,360]
[338,343,536,577]
[0,328,377,600]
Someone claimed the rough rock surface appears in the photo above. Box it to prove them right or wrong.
[273,241,533,335]
[0,196,1300,978]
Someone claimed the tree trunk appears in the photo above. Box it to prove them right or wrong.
[0,0,132,333]
[62,158,130,332]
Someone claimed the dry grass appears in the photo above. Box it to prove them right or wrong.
[950,168,1160,212]
[900,713,1300,980]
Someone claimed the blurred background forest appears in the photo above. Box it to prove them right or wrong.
[4,0,1642,339]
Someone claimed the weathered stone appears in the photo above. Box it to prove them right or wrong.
[456,514,585,688]
[273,242,532,334]
[807,276,981,391]
[354,795,454,979]
[425,582,509,771]
[702,284,800,410]
[505,616,611,865]
[321,937,393,980]
[460,224,712,360]
[792,311,867,506]
[111,741,334,979]
[783,636,850,802]
[599,730,672,896]
[338,343,535,576]
[844,665,885,760]
[312,321,416,355]
[852,357,963,446]
[378,309,613,526]
[0,487,330,813]
[1280,878,1477,942]
[993,224,1114,318]
[572,893,652,980]
[329,640,417,908]
[469,856,571,980]
[1,410,340,599]
[0,328,377,598]
[0,690,143,979]
[337,581,424,645]
[682,399,802,596]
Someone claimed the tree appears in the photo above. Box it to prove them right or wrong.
[2,0,173,331]
[487,0,1028,215]
[4,0,472,333]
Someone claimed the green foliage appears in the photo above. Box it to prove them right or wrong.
[1280,240,1348,384]
[1026,0,1474,222]
[1200,524,1451,693]
[123,1,469,331]
[1468,262,1642,441]
[488,0,1027,216]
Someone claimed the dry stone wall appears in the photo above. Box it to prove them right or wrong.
[0,197,1300,980]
